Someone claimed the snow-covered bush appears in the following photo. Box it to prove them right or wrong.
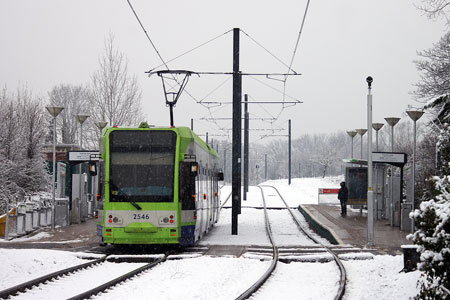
[409,175,450,299]
[409,124,450,299]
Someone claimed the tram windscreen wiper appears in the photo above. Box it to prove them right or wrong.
[127,198,142,210]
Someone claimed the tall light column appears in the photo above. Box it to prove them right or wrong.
[385,117,400,226]
[372,123,384,151]
[76,114,89,224]
[46,106,64,230]
[77,115,90,150]
[366,76,374,246]
[356,129,367,159]
[372,122,384,221]
[406,110,424,233]
[347,130,357,159]
[94,121,107,212]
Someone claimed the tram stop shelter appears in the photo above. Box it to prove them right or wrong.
[342,152,412,231]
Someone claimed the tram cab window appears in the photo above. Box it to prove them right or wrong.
[109,130,176,203]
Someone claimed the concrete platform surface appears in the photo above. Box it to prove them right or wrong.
[302,204,412,254]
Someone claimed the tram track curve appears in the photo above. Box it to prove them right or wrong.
[235,185,346,300]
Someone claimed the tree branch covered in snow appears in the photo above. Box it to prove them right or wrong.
[417,0,450,25]
[413,31,450,103]
[0,86,50,214]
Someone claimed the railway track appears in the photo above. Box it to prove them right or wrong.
[235,184,347,300]
[0,254,167,300]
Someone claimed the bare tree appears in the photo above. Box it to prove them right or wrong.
[49,84,91,145]
[413,31,450,104]
[90,34,143,129]
[417,0,450,24]
[0,86,50,214]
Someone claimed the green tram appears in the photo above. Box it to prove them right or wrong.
[96,124,223,246]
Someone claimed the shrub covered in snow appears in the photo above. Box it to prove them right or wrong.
[409,124,450,299]
[409,175,450,299]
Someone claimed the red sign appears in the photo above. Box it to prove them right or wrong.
[318,188,340,194]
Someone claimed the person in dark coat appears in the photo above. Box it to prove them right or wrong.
[338,181,348,216]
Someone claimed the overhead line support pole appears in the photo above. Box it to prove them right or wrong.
[232,28,241,235]
[288,119,292,185]
[244,94,249,200]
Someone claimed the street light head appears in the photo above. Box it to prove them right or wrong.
[384,117,401,127]
[346,130,357,138]
[46,106,64,118]
[76,114,90,125]
[366,76,373,88]
[355,128,367,136]
[406,110,425,122]
[372,123,384,131]
[95,121,108,131]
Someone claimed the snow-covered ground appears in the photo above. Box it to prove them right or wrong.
[0,177,421,299]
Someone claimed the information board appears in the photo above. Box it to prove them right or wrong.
[68,151,100,162]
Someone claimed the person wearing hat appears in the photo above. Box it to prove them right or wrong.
[338,181,348,216]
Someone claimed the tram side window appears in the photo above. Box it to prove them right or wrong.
[180,162,197,210]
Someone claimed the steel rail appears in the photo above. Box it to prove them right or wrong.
[260,184,347,300]
[0,256,107,299]
[67,255,167,300]
[235,186,279,300]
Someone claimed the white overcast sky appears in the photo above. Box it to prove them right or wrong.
[0,1,447,141]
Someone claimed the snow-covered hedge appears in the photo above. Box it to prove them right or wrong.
[409,174,450,299]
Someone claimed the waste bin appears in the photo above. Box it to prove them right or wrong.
[402,245,420,272]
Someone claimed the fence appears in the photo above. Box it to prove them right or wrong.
[0,197,69,239]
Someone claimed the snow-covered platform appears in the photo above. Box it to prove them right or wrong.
[300,204,412,254]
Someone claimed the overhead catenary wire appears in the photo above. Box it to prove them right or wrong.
[240,29,298,75]
[126,0,169,71]
[125,1,304,138]
[147,29,234,73]
[283,0,311,101]
[287,0,311,74]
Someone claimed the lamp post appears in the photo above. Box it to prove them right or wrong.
[372,123,384,152]
[46,106,64,230]
[76,114,89,224]
[95,121,107,132]
[95,121,107,148]
[366,76,374,246]
[347,130,357,159]
[355,129,367,159]
[385,117,400,226]
[76,115,90,150]
[94,121,107,212]
[406,110,424,233]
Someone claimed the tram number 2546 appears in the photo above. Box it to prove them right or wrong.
[133,214,150,220]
